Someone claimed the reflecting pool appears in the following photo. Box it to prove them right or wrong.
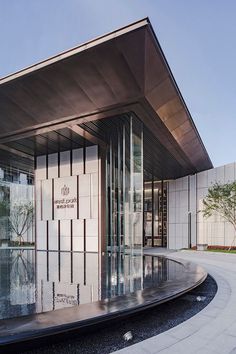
[0,249,185,320]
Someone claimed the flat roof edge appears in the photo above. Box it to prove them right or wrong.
[146,23,213,169]
[0,18,149,85]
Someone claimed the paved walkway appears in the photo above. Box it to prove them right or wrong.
[114,250,236,354]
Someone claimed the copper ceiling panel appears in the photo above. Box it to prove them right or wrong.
[0,18,212,177]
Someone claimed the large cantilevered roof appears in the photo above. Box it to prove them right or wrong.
[0,18,212,177]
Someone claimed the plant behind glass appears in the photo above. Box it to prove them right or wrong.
[9,202,34,246]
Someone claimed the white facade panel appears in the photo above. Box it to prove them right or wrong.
[73,253,84,283]
[168,207,176,224]
[168,161,236,249]
[60,151,71,177]
[197,171,208,189]
[60,220,71,251]
[207,168,217,186]
[175,178,182,192]
[79,174,91,197]
[182,176,188,191]
[48,220,58,251]
[35,180,42,221]
[225,163,235,183]
[179,190,188,208]
[73,219,84,237]
[48,153,58,179]
[60,253,71,283]
[86,253,99,285]
[73,236,84,252]
[48,252,58,282]
[86,219,98,237]
[86,146,98,173]
[168,180,176,193]
[79,196,91,219]
[36,156,46,180]
[42,179,52,220]
[91,196,99,219]
[86,237,98,252]
[72,148,84,175]
[90,173,99,196]
[36,221,47,250]
[168,192,176,208]
[216,166,225,184]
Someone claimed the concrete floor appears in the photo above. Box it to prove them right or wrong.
[114,249,236,354]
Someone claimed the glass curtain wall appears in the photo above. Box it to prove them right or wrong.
[0,166,34,247]
[106,114,143,253]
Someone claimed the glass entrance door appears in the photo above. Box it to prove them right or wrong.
[143,180,167,247]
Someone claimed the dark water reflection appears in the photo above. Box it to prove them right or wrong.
[0,249,185,320]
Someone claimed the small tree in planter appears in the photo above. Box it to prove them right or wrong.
[9,202,34,246]
[202,182,236,250]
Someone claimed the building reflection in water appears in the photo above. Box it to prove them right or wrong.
[0,250,185,320]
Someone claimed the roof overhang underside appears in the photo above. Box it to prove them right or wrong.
[0,18,212,178]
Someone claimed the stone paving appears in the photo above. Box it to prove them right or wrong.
[114,250,236,354]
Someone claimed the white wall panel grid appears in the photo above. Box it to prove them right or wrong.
[35,146,99,252]
[168,161,236,249]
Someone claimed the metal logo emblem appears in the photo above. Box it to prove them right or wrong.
[61,184,70,196]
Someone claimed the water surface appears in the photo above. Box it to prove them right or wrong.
[0,249,184,320]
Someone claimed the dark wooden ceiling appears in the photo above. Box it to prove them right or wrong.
[0,18,212,178]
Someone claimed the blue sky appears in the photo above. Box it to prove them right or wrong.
[0,0,235,167]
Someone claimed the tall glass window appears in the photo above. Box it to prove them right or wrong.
[106,114,143,253]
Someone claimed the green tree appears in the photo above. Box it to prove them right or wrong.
[202,182,236,250]
[9,202,34,246]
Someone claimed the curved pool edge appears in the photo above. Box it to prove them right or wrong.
[0,256,207,350]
